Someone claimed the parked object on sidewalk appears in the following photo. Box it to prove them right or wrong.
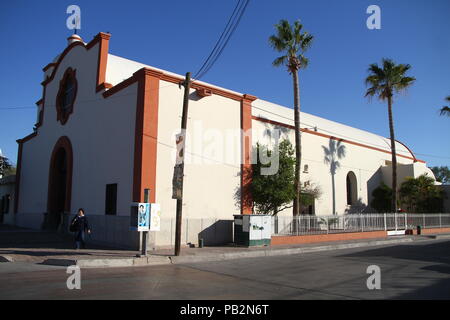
[417,225,422,235]
[70,208,91,249]
[234,215,271,247]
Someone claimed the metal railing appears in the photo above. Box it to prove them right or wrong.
[272,213,450,236]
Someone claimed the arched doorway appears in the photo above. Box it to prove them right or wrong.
[47,136,73,230]
[346,171,357,206]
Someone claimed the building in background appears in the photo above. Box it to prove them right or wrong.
[13,33,438,249]
[0,175,15,225]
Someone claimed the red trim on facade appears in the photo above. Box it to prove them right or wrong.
[196,88,212,97]
[17,133,37,143]
[42,63,56,72]
[102,75,139,98]
[132,68,162,203]
[395,139,424,163]
[22,32,111,144]
[41,34,101,87]
[47,136,73,214]
[252,116,425,163]
[158,73,243,101]
[94,33,111,92]
[241,94,257,214]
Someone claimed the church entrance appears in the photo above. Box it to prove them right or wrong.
[46,137,73,231]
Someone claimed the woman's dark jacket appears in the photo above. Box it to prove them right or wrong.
[71,216,90,232]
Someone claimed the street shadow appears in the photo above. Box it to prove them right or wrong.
[338,240,450,299]
[338,240,450,265]
[0,248,93,257]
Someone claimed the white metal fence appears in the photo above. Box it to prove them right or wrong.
[272,213,450,236]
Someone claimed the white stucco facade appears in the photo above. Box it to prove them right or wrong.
[13,32,437,249]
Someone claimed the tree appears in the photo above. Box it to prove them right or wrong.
[251,140,320,215]
[365,58,416,212]
[269,19,313,217]
[430,166,450,184]
[0,154,14,178]
[370,183,393,213]
[251,140,296,215]
[439,96,450,117]
[399,174,443,213]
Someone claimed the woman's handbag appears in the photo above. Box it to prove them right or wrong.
[69,218,78,232]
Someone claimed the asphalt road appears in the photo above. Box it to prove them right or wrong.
[0,239,449,300]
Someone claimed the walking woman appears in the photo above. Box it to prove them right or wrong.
[70,208,91,249]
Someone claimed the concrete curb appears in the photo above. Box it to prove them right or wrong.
[10,237,417,268]
[42,256,171,268]
[169,237,414,264]
[418,234,450,240]
[0,255,14,263]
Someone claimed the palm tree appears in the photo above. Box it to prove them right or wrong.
[269,19,313,216]
[365,58,416,212]
[440,96,450,116]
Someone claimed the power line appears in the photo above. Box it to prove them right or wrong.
[193,0,250,81]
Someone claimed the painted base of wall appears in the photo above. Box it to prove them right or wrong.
[414,227,450,235]
[271,231,388,246]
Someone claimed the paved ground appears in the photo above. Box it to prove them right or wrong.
[1,238,449,299]
[0,224,418,266]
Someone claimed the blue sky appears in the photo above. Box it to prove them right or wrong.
[0,0,449,167]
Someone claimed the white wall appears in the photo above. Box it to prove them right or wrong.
[18,41,137,227]
[153,82,242,246]
[251,101,419,216]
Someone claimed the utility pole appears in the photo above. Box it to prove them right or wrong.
[140,188,150,257]
[174,72,191,256]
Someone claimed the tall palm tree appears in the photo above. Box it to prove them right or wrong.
[269,19,313,216]
[440,96,450,116]
[365,58,416,212]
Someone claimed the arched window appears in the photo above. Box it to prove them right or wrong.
[56,68,77,124]
[346,171,357,205]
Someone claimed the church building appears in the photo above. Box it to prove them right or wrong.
[13,33,436,249]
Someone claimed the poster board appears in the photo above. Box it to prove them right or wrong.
[149,203,161,231]
[137,203,150,231]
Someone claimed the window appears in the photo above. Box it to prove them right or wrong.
[303,164,309,173]
[105,184,117,215]
[56,68,77,124]
[346,171,357,205]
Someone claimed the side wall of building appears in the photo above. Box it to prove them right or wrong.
[153,82,242,246]
[251,115,418,216]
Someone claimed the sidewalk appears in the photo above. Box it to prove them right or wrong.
[1,224,449,268]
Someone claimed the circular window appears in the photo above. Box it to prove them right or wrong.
[56,68,77,124]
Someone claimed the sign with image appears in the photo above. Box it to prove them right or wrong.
[137,203,150,231]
